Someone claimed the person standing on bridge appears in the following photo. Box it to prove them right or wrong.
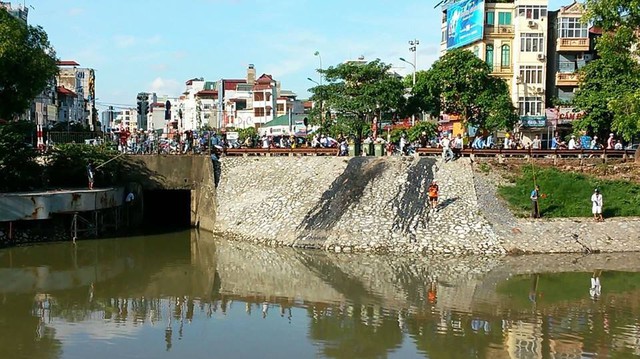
[211,146,223,187]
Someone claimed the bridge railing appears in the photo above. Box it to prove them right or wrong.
[219,147,635,159]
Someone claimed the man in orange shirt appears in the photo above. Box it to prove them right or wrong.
[428,180,439,210]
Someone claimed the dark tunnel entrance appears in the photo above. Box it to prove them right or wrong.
[142,190,191,230]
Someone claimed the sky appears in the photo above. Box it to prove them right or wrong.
[24,0,568,112]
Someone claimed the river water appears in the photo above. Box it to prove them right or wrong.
[1,230,640,359]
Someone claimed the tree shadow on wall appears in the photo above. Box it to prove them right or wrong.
[391,158,436,235]
[295,158,387,245]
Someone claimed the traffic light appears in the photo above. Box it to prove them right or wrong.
[143,102,149,115]
[137,101,142,114]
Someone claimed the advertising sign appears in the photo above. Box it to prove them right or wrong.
[520,116,547,128]
[446,0,485,49]
[557,107,585,124]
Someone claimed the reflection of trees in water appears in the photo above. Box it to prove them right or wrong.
[307,304,403,359]
[0,294,63,359]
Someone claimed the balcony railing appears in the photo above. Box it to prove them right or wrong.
[492,65,513,74]
[557,38,589,51]
[485,25,515,35]
[556,72,579,86]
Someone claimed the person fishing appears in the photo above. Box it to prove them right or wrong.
[530,184,540,218]
[87,161,95,190]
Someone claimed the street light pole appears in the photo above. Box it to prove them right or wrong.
[399,56,417,125]
[314,51,323,86]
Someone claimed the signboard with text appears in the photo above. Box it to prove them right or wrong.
[520,116,547,127]
[446,0,485,49]
[557,107,585,124]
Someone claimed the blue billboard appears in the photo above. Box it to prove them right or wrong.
[446,0,485,49]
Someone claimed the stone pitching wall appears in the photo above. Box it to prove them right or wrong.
[216,156,504,255]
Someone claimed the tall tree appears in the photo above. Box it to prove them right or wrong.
[309,59,406,140]
[413,49,518,131]
[574,0,640,143]
[0,9,58,120]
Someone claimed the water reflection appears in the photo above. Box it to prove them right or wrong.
[1,231,640,358]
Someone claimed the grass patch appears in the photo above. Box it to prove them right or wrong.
[497,166,640,218]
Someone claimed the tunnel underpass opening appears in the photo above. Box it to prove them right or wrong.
[143,190,191,230]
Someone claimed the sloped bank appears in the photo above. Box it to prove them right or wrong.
[215,156,504,255]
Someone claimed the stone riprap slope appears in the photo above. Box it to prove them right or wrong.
[216,156,505,255]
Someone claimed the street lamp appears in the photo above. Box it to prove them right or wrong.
[307,77,320,86]
[399,57,417,125]
[314,51,323,86]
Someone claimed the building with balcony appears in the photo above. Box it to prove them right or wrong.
[546,1,597,105]
[56,61,98,130]
[439,0,549,138]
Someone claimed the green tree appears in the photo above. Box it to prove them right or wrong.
[309,59,406,140]
[0,120,42,191]
[574,0,640,142]
[0,9,58,120]
[413,49,517,132]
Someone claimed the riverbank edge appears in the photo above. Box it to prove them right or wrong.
[213,157,640,256]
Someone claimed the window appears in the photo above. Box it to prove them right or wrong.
[485,44,494,67]
[441,30,446,43]
[518,5,547,19]
[254,108,265,117]
[277,104,284,113]
[519,65,544,84]
[518,97,543,116]
[558,61,576,73]
[520,33,544,52]
[498,12,511,25]
[558,17,588,38]
[486,11,495,25]
[501,45,511,68]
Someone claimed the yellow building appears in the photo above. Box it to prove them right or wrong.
[439,0,550,141]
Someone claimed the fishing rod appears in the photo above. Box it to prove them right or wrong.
[94,152,126,170]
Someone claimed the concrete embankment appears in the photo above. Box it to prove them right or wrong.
[216,156,503,255]
[216,155,640,255]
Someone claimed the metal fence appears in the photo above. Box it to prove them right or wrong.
[47,131,104,145]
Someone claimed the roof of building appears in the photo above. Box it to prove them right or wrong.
[256,74,274,84]
[56,86,76,96]
[185,77,204,85]
[57,60,80,67]
[262,113,307,127]
[196,90,218,97]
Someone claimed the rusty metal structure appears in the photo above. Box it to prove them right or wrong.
[0,187,126,243]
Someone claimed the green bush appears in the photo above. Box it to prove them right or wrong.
[0,121,42,191]
[46,144,124,188]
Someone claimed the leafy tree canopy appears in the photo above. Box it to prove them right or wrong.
[0,120,42,191]
[574,0,640,141]
[309,59,406,139]
[0,9,58,120]
[414,49,518,131]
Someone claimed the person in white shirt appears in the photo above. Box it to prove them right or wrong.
[591,188,603,222]
[440,136,453,162]
[607,133,615,149]
[614,140,623,150]
[590,136,599,149]
[531,135,541,150]
[568,135,576,149]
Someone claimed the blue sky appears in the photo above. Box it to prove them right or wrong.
[25,0,568,111]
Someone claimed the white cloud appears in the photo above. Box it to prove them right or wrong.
[67,8,84,16]
[149,77,182,97]
[114,35,136,48]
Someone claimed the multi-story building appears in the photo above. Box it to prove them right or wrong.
[544,1,599,137]
[56,61,97,130]
[546,1,592,105]
[439,0,549,140]
[0,1,28,23]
